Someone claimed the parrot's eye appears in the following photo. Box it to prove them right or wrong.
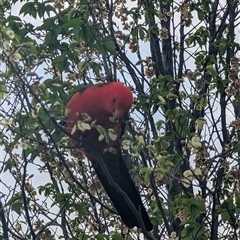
[112,97,116,103]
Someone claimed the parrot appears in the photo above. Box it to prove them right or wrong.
[65,82,153,231]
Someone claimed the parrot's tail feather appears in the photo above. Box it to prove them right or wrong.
[94,153,153,231]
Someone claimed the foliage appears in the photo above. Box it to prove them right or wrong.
[0,0,240,239]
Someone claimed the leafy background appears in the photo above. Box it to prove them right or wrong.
[0,0,240,239]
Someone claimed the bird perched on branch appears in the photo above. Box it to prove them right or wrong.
[65,82,152,231]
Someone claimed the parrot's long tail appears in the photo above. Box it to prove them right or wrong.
[93,152,153,231]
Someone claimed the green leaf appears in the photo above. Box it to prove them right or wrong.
[108,128,117,141]
[203,0,210,11]
[108,147,117,154]
[19,2,33,16]
[221,211,231,222]
[142,167,151,183]
[77,121,91,132]
[111,234,124,240]
[4,159,15,172]
[195,53,204,65]
[19,2,38,18]
[232,141,240,153]
[92,62,102,75]
[68,7,77,20]
[82,113,92,122]
[7,192,21,205]
[45,4,57,16]
[80,23,93,42]
[0,84,7,99]
[95,125,106,136]
[236,195,240,207]
[197,9,205,20]
[132,28,138,38]
[190,198,206,213]
[98,134,105,141]
[122,140,131,150]
[7,15,22,22]
[78,61,88,71]
[55,193,72,209]
[74,202,87,217]
[206,65,217,77]
[200,96,207,108]
[95,234,105,240]
[145,11,151,25]
[37,2,44,18]
[11,202,21,215]
[38,183,54,197]
[72,26,79,36]
[63,19,83,29]
[135,59,146,65]
[53,25,62,34]
[139,27,146,40]
[36,18,55,31]
[103,38,116,56]
[52,55,67,64]
[156,214,163,225]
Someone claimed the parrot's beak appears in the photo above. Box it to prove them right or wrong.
[113,108,124,120]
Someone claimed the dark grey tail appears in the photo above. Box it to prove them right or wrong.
[94,152,153,231]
